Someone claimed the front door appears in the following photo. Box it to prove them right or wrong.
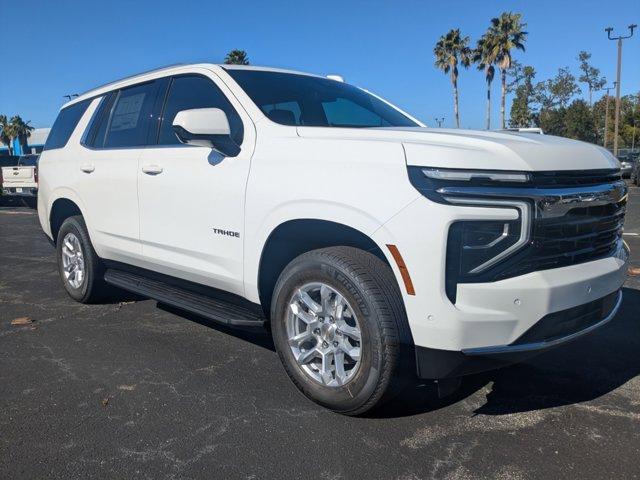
[137,71,254,296]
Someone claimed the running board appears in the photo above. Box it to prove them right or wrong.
[104,269,266,328]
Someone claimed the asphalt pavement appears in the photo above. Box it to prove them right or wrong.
[1,186,639,480]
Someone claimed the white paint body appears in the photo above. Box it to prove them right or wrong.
[37,63,628,353]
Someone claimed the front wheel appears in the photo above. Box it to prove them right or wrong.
[271,247,412,415]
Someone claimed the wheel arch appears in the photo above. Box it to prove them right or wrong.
[49,197,85,244]
[257,219,395,318]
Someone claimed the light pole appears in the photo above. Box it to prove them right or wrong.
[434,117,445,128]
[602,83,616,149]
[605,24,636,156]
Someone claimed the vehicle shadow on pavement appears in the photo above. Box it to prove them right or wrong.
[371,286,640,418]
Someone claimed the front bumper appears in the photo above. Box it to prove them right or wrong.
[415,289,623,378]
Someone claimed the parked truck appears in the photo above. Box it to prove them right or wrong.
[1,154,39,205]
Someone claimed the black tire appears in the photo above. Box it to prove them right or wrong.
[271,246,412,415]
[56,215,109,303]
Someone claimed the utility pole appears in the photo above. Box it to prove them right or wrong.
[633,117,637,151]
[602,83,616,149]
[605,24,636,156]
[434,117,445,128]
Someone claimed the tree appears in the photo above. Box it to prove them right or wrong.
[434,29,472,128]
[474,33,497,129]
[0,115,13,155]
[577,51,606,106]
[9,116,34,152]
[224,50,249,65]
[506,59,525,93]
[618,92,640,148]
[485,12,528,128]
[564,99,595,142]
[509,66,536,127]
[534,67,581,110]
[593,94,615,146]
[537,107,566,137]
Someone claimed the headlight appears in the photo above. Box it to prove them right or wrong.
[450,220,522,273]
[408,166,531,203]
[446,219,523,301]
[444,198,531,303]
[422,167,529,183]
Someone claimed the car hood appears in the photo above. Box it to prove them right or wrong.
[296,127,619,172]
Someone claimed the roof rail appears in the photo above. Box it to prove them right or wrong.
[77,63,187,98]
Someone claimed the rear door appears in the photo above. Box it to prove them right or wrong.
[137,70,254,295]
[76,80,163,262]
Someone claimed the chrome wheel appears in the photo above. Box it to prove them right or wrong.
[286,282,362,387]
[61,232,85,290]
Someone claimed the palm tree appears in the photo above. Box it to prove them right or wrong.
[485,12,527,129]
[474,35,497,130]
[224,50,249,65]
[9,116,34,153]
[0,115,15,155]
[434,29,472,128]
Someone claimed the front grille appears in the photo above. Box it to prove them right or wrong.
[495,194,626,280]
[528,169,622,186]
[513,291,619,345]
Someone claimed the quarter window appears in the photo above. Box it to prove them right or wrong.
[44,99,91,151]
[158,75,244,146]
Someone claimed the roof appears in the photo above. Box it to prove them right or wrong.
[221,64,324,78]
[65,63,323,109]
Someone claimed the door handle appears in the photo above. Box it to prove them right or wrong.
[80,164,95,173]
[142,164,163,175]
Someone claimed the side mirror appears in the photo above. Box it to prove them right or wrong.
[172,108,240,157]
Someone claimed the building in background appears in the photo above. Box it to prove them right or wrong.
[0,127,50,156]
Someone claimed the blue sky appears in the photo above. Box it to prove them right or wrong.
[1,0,638,129]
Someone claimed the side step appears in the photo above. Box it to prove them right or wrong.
[104,269,266,328]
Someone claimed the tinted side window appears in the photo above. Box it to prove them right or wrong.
[104,82,159,148]
[158,75,244,146]
[44,100,91,151]
[83,93,116,148]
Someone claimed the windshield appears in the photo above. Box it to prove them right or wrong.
[226,69,419,128]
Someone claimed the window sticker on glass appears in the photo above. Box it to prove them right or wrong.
[110,93,145,131]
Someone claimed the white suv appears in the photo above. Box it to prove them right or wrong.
[38,64,629,414]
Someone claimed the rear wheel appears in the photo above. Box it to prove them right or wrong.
[56,216,109,303]
[271,246,411,415]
